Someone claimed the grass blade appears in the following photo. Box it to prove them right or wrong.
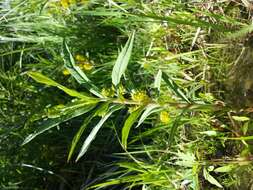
[162,72,191,103]
[154,69,162,91]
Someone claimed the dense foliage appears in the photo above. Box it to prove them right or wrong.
[1,0,253,189]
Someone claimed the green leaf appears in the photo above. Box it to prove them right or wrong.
[199,130,218,136]
[63,41,102,98]
[162,72,191,103]
[222,136,253,141]
[67,115,93,162]
[68,103,110,162]
[154,69,162,91]
[136,104,161,128]
[76,105,123,161]
[122,107,144,149]
[203,168,223,188]
[28,71,97,102]
[214,165,236,173]
[22,103,96,145]
[112,31,135,86]
[232,116,250,122]
[169,110,186,146]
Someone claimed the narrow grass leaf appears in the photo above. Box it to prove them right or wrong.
[222,136,253,140]
[112,31,135,86]
[76,105,123,161]
[162,72,191,103]
[154,69,162,91]
[169,110,186,146]
[122,106,144,149]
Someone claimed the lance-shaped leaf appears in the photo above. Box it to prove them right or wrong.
[112,31,135,86]
[162,72,191,103]
[67,102,110,162]
[136,104,161,128]
[203,168,223,188]
[28,71,97,102]
[63,41,102,98]
[154,69,162,91]
[122,106,144,149]
[22,102,96,145]
[67,115,93,162]
[76,105,123,161]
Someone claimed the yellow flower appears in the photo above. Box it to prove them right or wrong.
[101,87,115,98]
[60,0,69,8]
[62,69,71,75]
[160,111,170,123]
[80,62,93,71]
[75,55,93,70]
[131,90,149,102]
[119,85,126,95]
[60,0,77,8]
[69,0,76,4]
[75,54,87,62]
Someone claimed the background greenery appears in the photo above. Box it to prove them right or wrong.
[1,0,253,189]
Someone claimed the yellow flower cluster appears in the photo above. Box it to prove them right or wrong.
[131,90,150,102]
[75,54,94,71]
[60,0,89,9]
[62,69,71,75]
[60,0,77,9]
[159,111,170,124]
[101,87,115,98]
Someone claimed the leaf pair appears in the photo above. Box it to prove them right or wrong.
[69,103,123,162]
[112,31,135,87]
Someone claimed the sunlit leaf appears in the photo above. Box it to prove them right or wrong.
[232,116,250,122]
[112,31,135,86]
[203,167,223,188]
[122,106,144,149]
[28,71,97,102]
[76,105,123,161]
[136,104,161,128]
[154,69,162,91]
[214,165,236,173]
[68,102,111,162]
